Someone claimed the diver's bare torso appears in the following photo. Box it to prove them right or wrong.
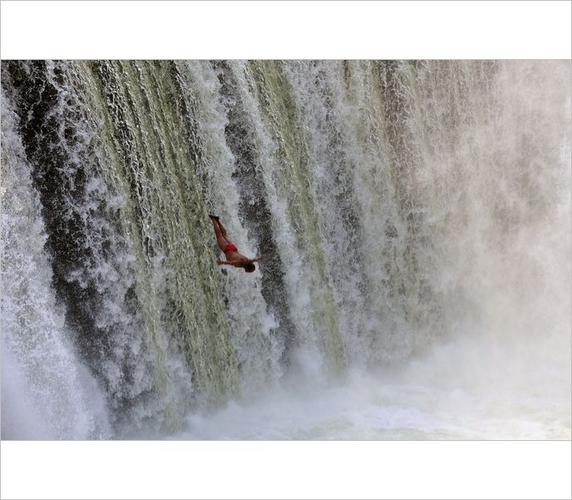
[210,215,264,272]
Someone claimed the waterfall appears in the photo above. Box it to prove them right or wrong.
[1,60,570,439]
[1,84,111,438]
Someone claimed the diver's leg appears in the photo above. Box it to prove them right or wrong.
[210,216,230,251]
[216,218,229,238]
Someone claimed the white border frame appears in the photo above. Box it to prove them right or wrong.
[2,441,571,499]
[1,1,570,59]
[1,1,570,499]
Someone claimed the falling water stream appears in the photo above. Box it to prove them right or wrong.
[1,60,570,439]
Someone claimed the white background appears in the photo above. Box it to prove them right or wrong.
[1,1,571,59]
[1,1,571,499]
[2,441,572,499]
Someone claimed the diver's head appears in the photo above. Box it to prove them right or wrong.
[244,263,255,273]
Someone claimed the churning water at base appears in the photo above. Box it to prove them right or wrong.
[1,60,570,439]
[176,333,571,440]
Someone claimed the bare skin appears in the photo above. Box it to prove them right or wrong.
[209,215,265,272]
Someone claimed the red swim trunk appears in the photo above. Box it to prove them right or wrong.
[224,243,238,253]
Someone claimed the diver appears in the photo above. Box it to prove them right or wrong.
[209,215,265,273]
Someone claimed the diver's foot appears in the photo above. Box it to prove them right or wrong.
[208,214,220,221]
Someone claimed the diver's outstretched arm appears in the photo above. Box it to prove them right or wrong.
[217,259,242,266]
[250,255,268,263]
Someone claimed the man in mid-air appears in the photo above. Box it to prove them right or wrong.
[209,215,265,273]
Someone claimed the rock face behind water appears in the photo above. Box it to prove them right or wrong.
[1,60,570,438]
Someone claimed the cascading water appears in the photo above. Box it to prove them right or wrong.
[1,60,570,439]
